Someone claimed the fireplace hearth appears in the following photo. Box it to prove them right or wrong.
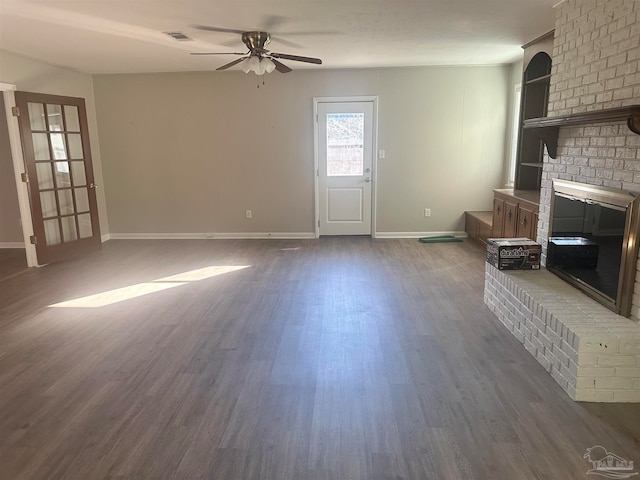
[547,179,640,317]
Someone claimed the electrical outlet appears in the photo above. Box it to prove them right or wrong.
[246,210,252,219]
[424,208,431,217]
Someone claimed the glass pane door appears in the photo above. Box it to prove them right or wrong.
[15,91,101,265]
[28,102,93,246]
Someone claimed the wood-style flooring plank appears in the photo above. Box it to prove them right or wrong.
[0,238,639,480]
[0,248,27,284]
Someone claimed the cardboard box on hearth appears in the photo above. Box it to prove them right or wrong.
[486,238,541,270]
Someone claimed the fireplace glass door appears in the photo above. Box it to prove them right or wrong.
[548,179,640,316]
[549,195,625,299]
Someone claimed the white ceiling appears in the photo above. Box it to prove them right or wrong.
[0,0,559,75]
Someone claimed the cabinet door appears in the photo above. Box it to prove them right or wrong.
[516,203,539,240]
[492,198,505,237]
[516,204,535,239]
[503,201,518,237]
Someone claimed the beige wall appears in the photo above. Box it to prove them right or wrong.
[0,95,23,243]
[94,66,509,236]
[0,50,110,237]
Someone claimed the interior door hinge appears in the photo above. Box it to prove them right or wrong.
[21,172,29,183]
[30,235,38,245]
[11,106,20,117]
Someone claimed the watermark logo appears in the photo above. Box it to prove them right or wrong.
[584,445,637,479]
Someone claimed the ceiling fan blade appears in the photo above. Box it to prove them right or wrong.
[263,15,288,31]
[271,53,322,65]
[216,58,247,71]
[275,30,341,36]
[218,38,245,48]
[271,59,292,73]
[191,24,246,34]
[190,52,246,56]
[269,35,304,50]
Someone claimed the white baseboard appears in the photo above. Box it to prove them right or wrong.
[374,231,467,239]
[108,232,317,240]
[104,232,469,241]
[0,242,25,248]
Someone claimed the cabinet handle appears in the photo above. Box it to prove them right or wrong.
[522,217,527,226]
[496,206,501,214]
[507,211,512,220]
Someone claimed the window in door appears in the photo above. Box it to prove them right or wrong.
[326,113,365,176]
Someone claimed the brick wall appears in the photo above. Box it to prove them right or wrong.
[485,264,640,402]
[538,0,640,319]
[484,0,640,402]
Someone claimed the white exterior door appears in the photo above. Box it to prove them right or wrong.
[316,100,374,236]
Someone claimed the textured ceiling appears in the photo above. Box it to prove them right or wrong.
[0,0,559,75]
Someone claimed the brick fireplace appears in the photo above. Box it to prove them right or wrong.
[484,0,640,402]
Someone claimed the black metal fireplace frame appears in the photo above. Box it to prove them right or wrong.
[548,179,640,317]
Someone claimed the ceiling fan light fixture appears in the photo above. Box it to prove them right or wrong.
[240,58,252,73]
[247,56,261,74]
[262,58,276,74]
[240,56,276,75]
[255,58,267,75]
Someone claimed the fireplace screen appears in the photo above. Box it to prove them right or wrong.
[548,179,640,316]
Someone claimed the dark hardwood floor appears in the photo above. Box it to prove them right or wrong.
[0,248,28,283]
[0,238,638,480]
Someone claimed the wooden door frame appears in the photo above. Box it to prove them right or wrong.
[313,96,379,238]
[1,82,38,267]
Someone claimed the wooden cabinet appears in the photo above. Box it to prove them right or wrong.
[503,200,518,237]
[514,30,554,191]
[492,189,540,241]
[492,198,503,238]
[516,203,537,240]
[475,32,551,247]
[492,197,517,238]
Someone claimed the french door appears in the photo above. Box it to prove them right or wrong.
[316,100,375,236]
[14,92,101,264]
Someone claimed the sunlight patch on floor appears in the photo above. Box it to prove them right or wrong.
[49,265,250,308]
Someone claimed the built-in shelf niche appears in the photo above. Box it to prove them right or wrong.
[514,31,554,191]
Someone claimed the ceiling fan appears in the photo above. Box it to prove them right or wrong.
[190,26,323,74]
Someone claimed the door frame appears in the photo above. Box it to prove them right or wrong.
[1,82,38,267]
[313,96,378,238]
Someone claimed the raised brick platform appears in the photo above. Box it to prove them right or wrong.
[484,264,640,402]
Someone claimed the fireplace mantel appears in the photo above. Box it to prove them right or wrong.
[523,104,640,159]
